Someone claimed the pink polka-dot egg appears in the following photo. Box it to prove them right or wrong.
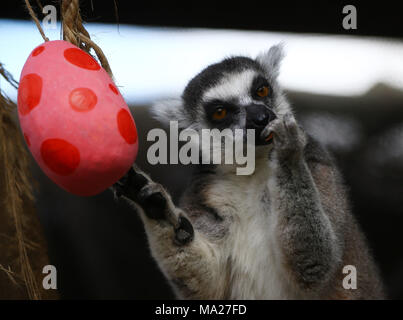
[18,40,138,196]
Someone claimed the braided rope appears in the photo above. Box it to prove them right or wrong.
[24,0,49,42]
[62,0,113,78]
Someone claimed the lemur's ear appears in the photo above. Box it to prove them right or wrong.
[151,98,188,128]
[256,43,285,80]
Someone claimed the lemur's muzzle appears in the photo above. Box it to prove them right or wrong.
[245,104,277,145]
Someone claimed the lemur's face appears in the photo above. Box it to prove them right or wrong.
[152,45,288,146]
[183,58,278,145]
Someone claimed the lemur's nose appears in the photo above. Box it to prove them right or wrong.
[247,104,276,128]
[253,112,269,126]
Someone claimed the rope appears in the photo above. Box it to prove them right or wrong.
[61,0,113,78]
[24,0,49,42]
[1,65,41,300]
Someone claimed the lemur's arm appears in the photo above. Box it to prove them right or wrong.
[267,113,343,294]
[111,166,221,299]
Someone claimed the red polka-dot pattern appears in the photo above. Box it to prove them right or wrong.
[32,46,45,57]
[41,138,80,176]
[109,83,119,95]
[117,109,137,144]
[18,73,42,115]
[18,40,138,196]
[69,87,97,112]
[64,48,101,71]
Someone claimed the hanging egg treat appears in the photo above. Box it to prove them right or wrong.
[18,40,138,196]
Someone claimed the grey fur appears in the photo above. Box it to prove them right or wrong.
[256,43,285,81]
[113,45,385,299]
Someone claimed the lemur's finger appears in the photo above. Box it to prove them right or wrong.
[270,120,286,144]
[283,113,299,138]
[111,165,150,201]
[111,168,132,200]
[138,187,167,220]
[130,168,149,193]
[137,183,195,246]
[174,216,194,245]
[261,118,282,143]
[110,184,122,201]
[260,126,272,142]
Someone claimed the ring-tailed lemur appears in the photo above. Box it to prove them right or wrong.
[112,45,385,299]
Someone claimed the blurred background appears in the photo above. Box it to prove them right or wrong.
[1,1,402,299]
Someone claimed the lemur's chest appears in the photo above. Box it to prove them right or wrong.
[205,175,298,299]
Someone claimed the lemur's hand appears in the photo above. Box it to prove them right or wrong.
[264,112,307,163]
[110,164,194,245]
[112,165,165,219]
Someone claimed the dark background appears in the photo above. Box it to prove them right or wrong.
[2,1,403,39]
[2,1,403,299]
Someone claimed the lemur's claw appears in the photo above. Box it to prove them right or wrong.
[174,216,194,245]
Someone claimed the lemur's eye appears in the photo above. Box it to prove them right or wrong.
[256,85,269,98]
[212,107,227,121]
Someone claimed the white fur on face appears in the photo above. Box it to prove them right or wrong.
[202,70,257,106]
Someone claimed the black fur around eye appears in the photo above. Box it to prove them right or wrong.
[204,100,238,125]
[252,76,272,99]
